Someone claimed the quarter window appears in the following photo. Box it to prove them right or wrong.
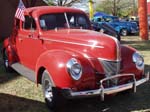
[23,16,36,30]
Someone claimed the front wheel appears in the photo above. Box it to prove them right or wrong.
[41,70,65,110]
[120,29,128,36]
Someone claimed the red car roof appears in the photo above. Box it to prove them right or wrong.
[24,6,85,16]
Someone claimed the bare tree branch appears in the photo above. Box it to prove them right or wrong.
[65,0,81,6]
[44,0,83,7]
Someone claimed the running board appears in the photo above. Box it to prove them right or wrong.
[11,63,36,82]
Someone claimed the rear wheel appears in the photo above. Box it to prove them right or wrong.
[120,29,128,36]
[3,50,13,72]
[41,70,65,110]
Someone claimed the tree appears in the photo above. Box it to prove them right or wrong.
[95,0,138,17]
[44,0,83,6]
[24,0,37,7]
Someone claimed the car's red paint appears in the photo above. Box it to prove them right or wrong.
[2,6,148,97]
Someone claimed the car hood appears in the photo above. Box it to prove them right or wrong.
[40,29,120,61]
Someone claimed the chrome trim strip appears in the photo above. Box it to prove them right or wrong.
[98,57,121,62]
[65,73,149,100]
[40,37,104,48]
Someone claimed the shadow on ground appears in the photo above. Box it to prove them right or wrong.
[1,86,150,112]
[60,81,150,112]
[0,66,19,84]
[0,93,49,112]
[0,57,20,84]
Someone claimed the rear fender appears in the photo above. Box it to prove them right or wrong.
[2,38,15,64]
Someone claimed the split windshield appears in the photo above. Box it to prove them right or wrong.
[39,13,90,30]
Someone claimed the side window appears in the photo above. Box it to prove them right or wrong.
[104,17,112,22]
[40,15,56,30]
[68,16,75,27]
[23,16,36,30]
[67,13,90,29]
[76,15,88,29]
[97,18,102,22]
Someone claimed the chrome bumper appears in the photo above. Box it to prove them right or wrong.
[65,73,149,101]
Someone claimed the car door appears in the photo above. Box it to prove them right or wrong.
[16,15,44,70]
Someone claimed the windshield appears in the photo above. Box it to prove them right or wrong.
[104,16,119,22]
[39,13,90,30]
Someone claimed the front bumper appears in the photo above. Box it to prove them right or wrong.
[63,73,149,101]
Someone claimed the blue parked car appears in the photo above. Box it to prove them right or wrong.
[92,15,139,36]
[91,21,120,41]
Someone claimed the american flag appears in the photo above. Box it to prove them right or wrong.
[15,0,26,21]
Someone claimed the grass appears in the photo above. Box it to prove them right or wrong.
[0,36,150,112]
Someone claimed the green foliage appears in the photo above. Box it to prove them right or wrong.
[95,0,138,17]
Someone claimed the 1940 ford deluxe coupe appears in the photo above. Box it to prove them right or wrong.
[2,6,149,109]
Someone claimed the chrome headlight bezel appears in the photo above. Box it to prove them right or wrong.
[132,52,144,70]
[66,58,82,80]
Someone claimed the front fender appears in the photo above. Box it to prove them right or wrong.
[121,45,144,79]
[35,49,96,90]
[35,50,74,88]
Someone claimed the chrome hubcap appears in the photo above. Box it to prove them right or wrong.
[5,60,9,67]
[4,51,9,67]
[122,30,127,36]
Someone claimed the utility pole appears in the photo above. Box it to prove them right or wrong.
[89,0,94,19]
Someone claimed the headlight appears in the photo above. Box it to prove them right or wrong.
[132,52,144,70]
[66,58,82,80]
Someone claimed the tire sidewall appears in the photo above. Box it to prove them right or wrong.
[42,70,55,108]
[42,70,65,110]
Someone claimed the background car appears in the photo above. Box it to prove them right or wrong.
[92,15,139,36]
[91,21,121,41]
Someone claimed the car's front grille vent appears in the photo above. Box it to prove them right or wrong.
[100,60,120,77]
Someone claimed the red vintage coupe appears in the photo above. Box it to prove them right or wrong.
[2,6,149,109]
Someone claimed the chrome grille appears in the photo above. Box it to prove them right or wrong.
[100,60,120,77]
